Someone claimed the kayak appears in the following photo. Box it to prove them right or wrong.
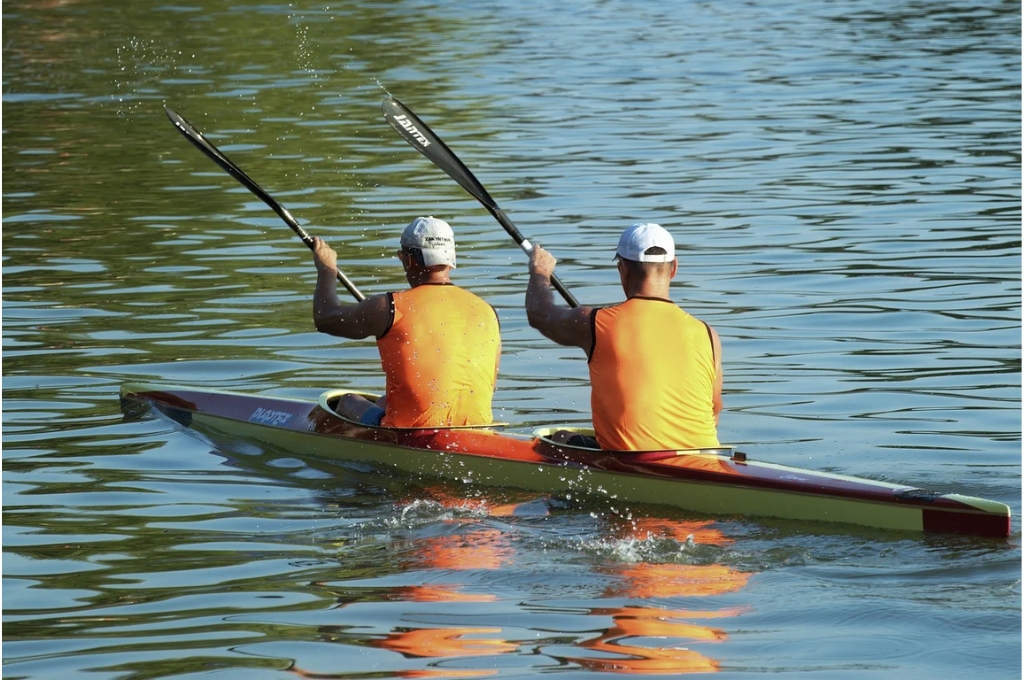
[119,383,1011,538]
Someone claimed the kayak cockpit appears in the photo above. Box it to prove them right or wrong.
[316,390,509,431]
[533,425,744,462]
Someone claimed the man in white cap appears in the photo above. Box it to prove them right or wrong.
[311,216,501,428]
[525,222,722,450]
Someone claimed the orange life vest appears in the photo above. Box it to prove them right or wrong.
[589,296,719,450]
[377,283,499,428]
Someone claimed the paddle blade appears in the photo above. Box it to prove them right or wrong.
[162,106,365,301]
[164,107,309,241]
[382,97,500,211]
[381,97,579,309]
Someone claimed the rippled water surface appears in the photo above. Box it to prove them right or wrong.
[3,0,1020,677]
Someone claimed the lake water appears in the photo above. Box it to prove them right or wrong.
[3,0,1020,677]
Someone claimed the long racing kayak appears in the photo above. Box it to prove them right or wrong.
[119,383,1011,538]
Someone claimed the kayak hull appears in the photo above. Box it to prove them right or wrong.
[119,383,1011,538]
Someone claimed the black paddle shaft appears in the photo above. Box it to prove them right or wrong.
[163,106,365,301]
[381,97,579,308]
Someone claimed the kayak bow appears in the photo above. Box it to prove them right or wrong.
[119,383,1011,538]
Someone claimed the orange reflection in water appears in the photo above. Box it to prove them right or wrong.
[418,487,545,519]
[556,601,752,674]
[390,672,496,679]
[322,495,752,677]
[375,626,517,658]
[616,562,752,599]
[390,584,497,603]
[561,516,755,674]
[411,528,514,572]
[371,513,520,667]
[292,664,495,679]
[626,518,734,546]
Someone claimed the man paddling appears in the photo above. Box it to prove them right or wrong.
[525,222,722,450]
[311,216,501,428]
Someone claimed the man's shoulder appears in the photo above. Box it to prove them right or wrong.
[410,284,498,317]
[447,284,491,304]
[611,297,704,325]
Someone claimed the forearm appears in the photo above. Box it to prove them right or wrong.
[525,272,558,330]
[525,273,592,350]
[524,245,591,350]
[312,269,343,331]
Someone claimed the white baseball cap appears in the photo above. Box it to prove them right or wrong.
[400,216,456,268]
[614,222,675,263]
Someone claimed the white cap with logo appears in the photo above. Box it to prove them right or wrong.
[614,222,675,263]
[401,216,457,268]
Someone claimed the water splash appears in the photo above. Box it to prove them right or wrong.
[113,37,193,119]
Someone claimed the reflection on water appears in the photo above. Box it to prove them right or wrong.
[578,519,751,674]
[375,626,517,659]
[403,527,513,573]
[568,606,731,674]
[295,492,753,676]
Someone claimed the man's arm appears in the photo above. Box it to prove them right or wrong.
[525,245,593,353]
[311,237,391,340]
[709,325,723,424]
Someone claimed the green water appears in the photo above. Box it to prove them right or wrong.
[4,0,1020,677]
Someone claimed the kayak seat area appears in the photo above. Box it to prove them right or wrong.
[318,390,508,430]
[533,425,738,458]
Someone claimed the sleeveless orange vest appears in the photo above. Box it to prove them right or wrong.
[377,284,499,428]
[589,297,720,450]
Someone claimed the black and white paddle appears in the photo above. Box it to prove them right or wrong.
[163,106,365,301]
[381,97,579,308]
